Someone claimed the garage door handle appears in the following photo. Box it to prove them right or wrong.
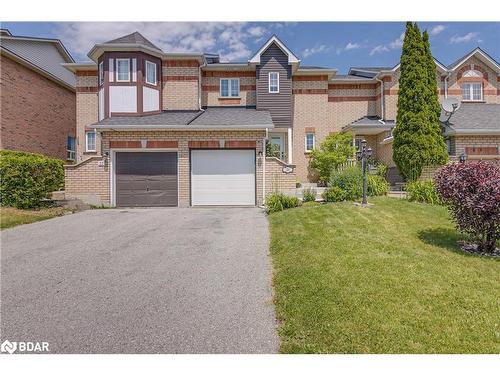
[146,187,150,191]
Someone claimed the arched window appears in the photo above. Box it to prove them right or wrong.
[461,69,483,101]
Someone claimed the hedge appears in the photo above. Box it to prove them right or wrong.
[0,150,65,209]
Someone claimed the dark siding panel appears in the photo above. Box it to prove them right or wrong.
[256,43,292,128]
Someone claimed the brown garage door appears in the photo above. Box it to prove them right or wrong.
[116,152,178,207]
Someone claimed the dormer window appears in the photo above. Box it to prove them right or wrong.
[462,82,482,101]
[145,60,157,85]
[220,78,239,97]
[116,58,130,82]
[269,72,279,93]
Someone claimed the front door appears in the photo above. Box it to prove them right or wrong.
[270,134,284,159]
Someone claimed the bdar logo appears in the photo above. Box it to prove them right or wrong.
[1,340,17,354]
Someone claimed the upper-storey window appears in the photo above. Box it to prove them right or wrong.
[116,58,130,82]
[145,61,157,85]
[269,72,279,93]
[220,78,239,97]
[462,82,482,101]
[98,61,104,86]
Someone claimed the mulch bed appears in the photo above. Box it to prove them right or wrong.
[458,241,500,258]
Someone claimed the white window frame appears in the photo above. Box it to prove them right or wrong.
[145,60,157,85]
[305,133,315,152]
[219,78,240,97]
[269,72,279,93]
[462,82,483,101]
[116,58,130,82]
[98,61,104,86]
[67,136,76,161]
[86,131,96,153]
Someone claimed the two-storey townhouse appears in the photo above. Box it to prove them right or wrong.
[63,32,500,207]
[0,29,76,161]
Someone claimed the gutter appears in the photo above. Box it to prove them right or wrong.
[444,71,451,98]
[375,74,385,121]
[198,59,206,111]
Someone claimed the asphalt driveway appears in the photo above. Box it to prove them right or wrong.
[0,208,278,353]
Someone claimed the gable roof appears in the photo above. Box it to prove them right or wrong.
[443,103,500,135]
[104,31,161,52]
[0,32,75,89]
[249,35,299,65]
[447,47,500,72]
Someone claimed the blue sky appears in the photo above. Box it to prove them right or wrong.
[2,22,499,73]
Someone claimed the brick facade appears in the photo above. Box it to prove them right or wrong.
[69,41,499,201]
[65,156,109,205]
[162,60,199,110]
[0,55,76,160]
[66,130,267,207]
[75,72,101,161]
[265,157,296,196]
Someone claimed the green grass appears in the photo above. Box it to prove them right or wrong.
[0,206,67,229]
[269,197,500,353]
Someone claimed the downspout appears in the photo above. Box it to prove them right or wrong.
[444,71,451,99]
[262,128,268,206]
[198,58,206,110]
[375,75,385,121]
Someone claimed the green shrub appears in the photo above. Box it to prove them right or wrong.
[367,175,390,196]
[309,131,356,183]
[406,179,441,204]
[328,166,389,201]
[329,166,363,201]
[302,187,317,202]
[0,150,64,209]
[375,163,388,178]
[266,193,300,214]
[322,186,346,202]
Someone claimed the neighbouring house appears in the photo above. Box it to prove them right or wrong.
[63,31,500,207]
[0,29,76,161]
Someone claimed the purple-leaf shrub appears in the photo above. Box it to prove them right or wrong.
[434,161,500,253]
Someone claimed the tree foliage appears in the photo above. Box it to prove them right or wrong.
[309,131,355,183]
[393,22,448,181]
[434,161,500,253]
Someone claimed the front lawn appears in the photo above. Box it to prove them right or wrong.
[269,197,500,353]
[0,206,67,229]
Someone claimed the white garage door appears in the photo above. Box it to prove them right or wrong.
[191,149,256,206]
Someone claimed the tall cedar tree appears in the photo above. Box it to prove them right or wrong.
[393,23,448,181]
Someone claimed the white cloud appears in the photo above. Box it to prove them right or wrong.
[345,42,361,51]
[429,25,446,36]
[369,31,405,56]
[389,32,405,49]
[54,22,274,62]
[369,44,389,56]
[450,32,479,44]
[302,44,330,58]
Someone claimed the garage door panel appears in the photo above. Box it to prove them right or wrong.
[116,152,178,207]
[191,150,255,206]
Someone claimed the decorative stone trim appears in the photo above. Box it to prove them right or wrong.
[109,140,141,148]
[147,140,178,148]
[202,71,255,77]
[328,83,377,90]
[293,89,327,94]
[163,76,198,81]
[293,75,328,81]
[328,96,377,102]
[163,60,199,67]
